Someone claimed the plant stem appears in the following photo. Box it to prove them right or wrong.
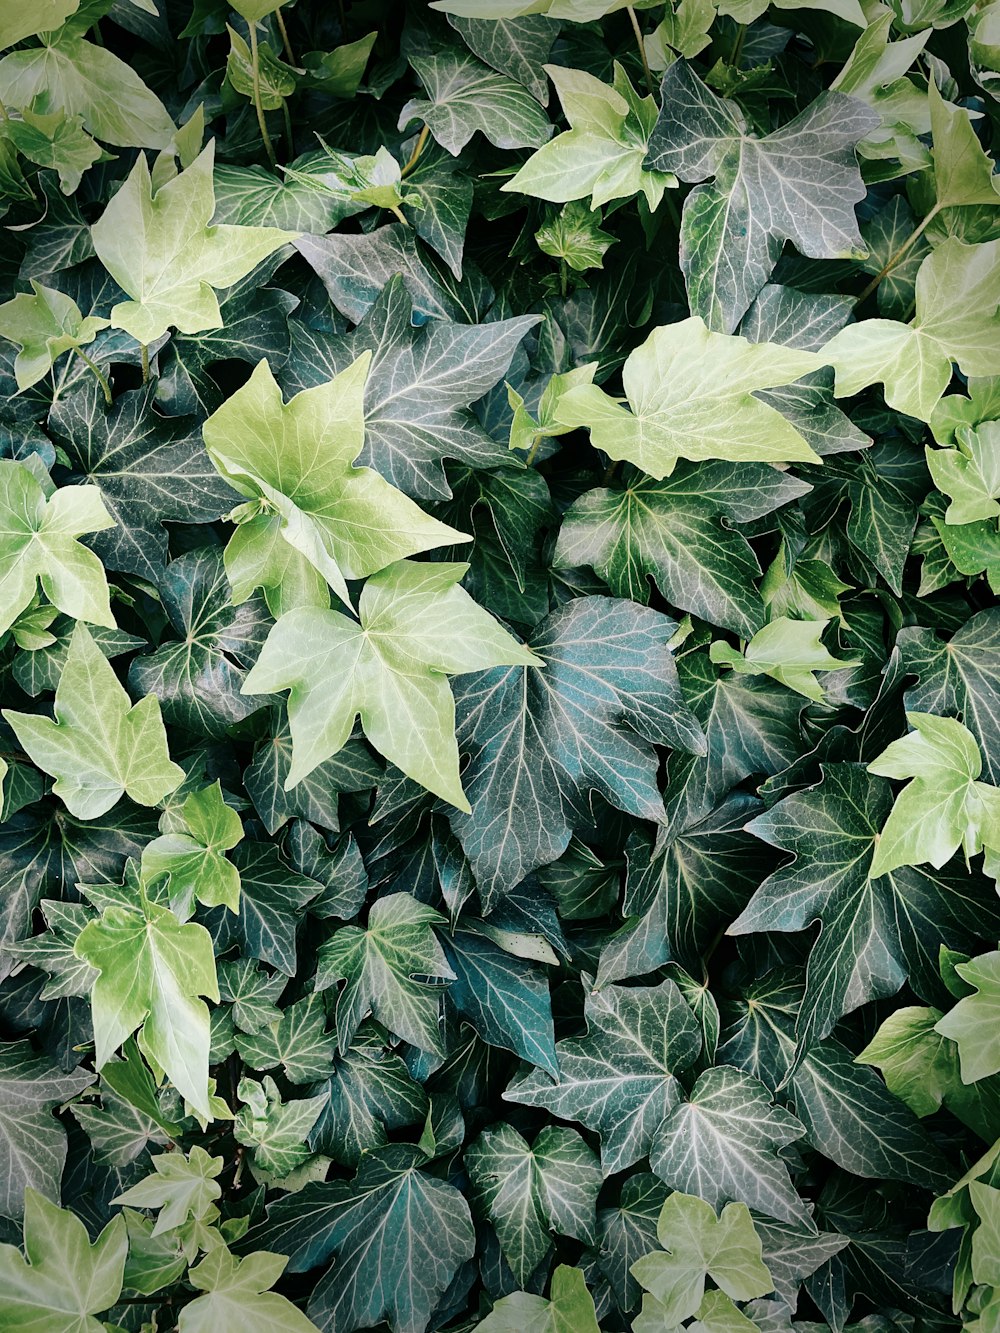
[247,19,278,168]
[627,6,655,97]
[525,434,544,467]
[730,21,747,67]
[275,4,295,64]
[559,258,568,298]
[74,348,112,404]
[388,203,410,227]
[854,204,939,307]
[140,342,150,383]
[401,125,430,178]
[282,99,294,158]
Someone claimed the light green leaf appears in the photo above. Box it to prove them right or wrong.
[0,460,115,638]
[113,1145,222,1236]
[936,952,1000,1084]
[315,891,454,1055]
[927,422,1000,525]
[91,141,299,345]
[142,781,244,918]
[4,622,183,819]
[74,897,219,1119]
[649,1066,814,1229]
[867,712,1000,877]
[204,357,469,608]
[242,559,539,810]
[400,42,552,155]
[630,1192,773,1326]
[503,63,673,211]
[645,61,878,332]
[504,978,702,1175]
[475,1264,601,1332]
[824,238,1000,421]
[179,1246,320,1333]
[466,1122,601,1283]
[508,363,596,454]
[0,0,79,51]
[236,992,336,1084]
[235,1075,328,1178]
[226,25,297,111]
[0,1189,126,1333]
[0,28,175,149]
[553,318,822,479]
[925,76,1000,213]
[710,618,861,703]
[2,107,101,195]
[535,200,616,272]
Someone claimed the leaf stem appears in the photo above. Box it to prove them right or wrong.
[525,434,543,467]
[74,347,112,404]
[140,342,150,383]
[282,99,295,158]
[248,19,278,168]
[0,96,9,123]
[603,459,622,485]
[388,203,410,227]
[275,4,295,64]
[627,6,655,97]
[854,204,939,307]
[730,22,747,67]
[559,258,569,298]
[401,125,430,179]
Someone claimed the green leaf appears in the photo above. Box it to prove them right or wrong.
[3,106,101,195]
[315,891,454,1055]
[825,239,1000,421]
[0,1043,93,1220]
[0,28,175,148]
[236,992,336,1084]
[208,840,322,976]
[243,559,539,811]
[446,15,557,104]
[535,200,616,271]
[226,25,297,110]
[710,618,861,703]
[503,63,672,210]
[630,1192,773,1325]
[142,780,244,917]
[466,1122,601,1282]
[91,141,298,344]
[0,0,79,50]
[0,280,107,389]
[400,42,552,154]
[645,60,878,332]
[0,459,115,638]
[867,712,1000,877]
[0,1189,126,1332]
[179,1246,319,1333]
[74,896,219,1119]
[936,951,1000,1083]
[648,1066,813,1228]
[927,422,1000,525]
[553,318,823,478]
[113,1145,222,1235]
[504,978,701,1174]
[282,275,537,501]
[596,1174,669,1313]
[450,595,705,906]
[235,1075,328,1178]
[4,622,183,819]
[475,1264,601,1333]
[204,356,470,607]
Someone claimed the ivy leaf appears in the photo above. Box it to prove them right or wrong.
[48,381,239,582]
[553,318,822,479]
[400,41,552,154]
[596,1174,668,1314]
[304,1146,475,1333]
[243,560,539,811]
[868,712,1000,877]
[554,462,805,636]
[0,280,108,390]
[235,1075,328,1178]
[504,978,701,1175]
[476,1264,601,1333]
[204,357,469,607]
[503,63,673,210]
[0,1043,94,1220]
[207,841,322,976]
[535,200,616,272]
[0,1189,126,1332]
[142,780,244,917]
[935,952,1000,1083]
[236,993,336,1084]
[113,1145,223,1235]
[0,458,115,638]
[2,106,102,195]
[927,422,1000,526]
[644,60,878,332]
[0,28,175,148]
[4,622,183,819]
[731,763,1000,1051]
[450,595,704,905]
[0,0,79,50]
[630,1192,773,1325]
[282,276,537,501]
[91,141,298,345]
[315,892,454,1056]
[648,1066,814,1229]
[825,238,1000,422]
[466,1122,602,1282]
[74,897,219,1119]
[178,1246,319,1333]
[446,14,557,104]
[709,618,861,703]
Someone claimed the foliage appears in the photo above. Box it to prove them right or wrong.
[0,1,997,1331]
